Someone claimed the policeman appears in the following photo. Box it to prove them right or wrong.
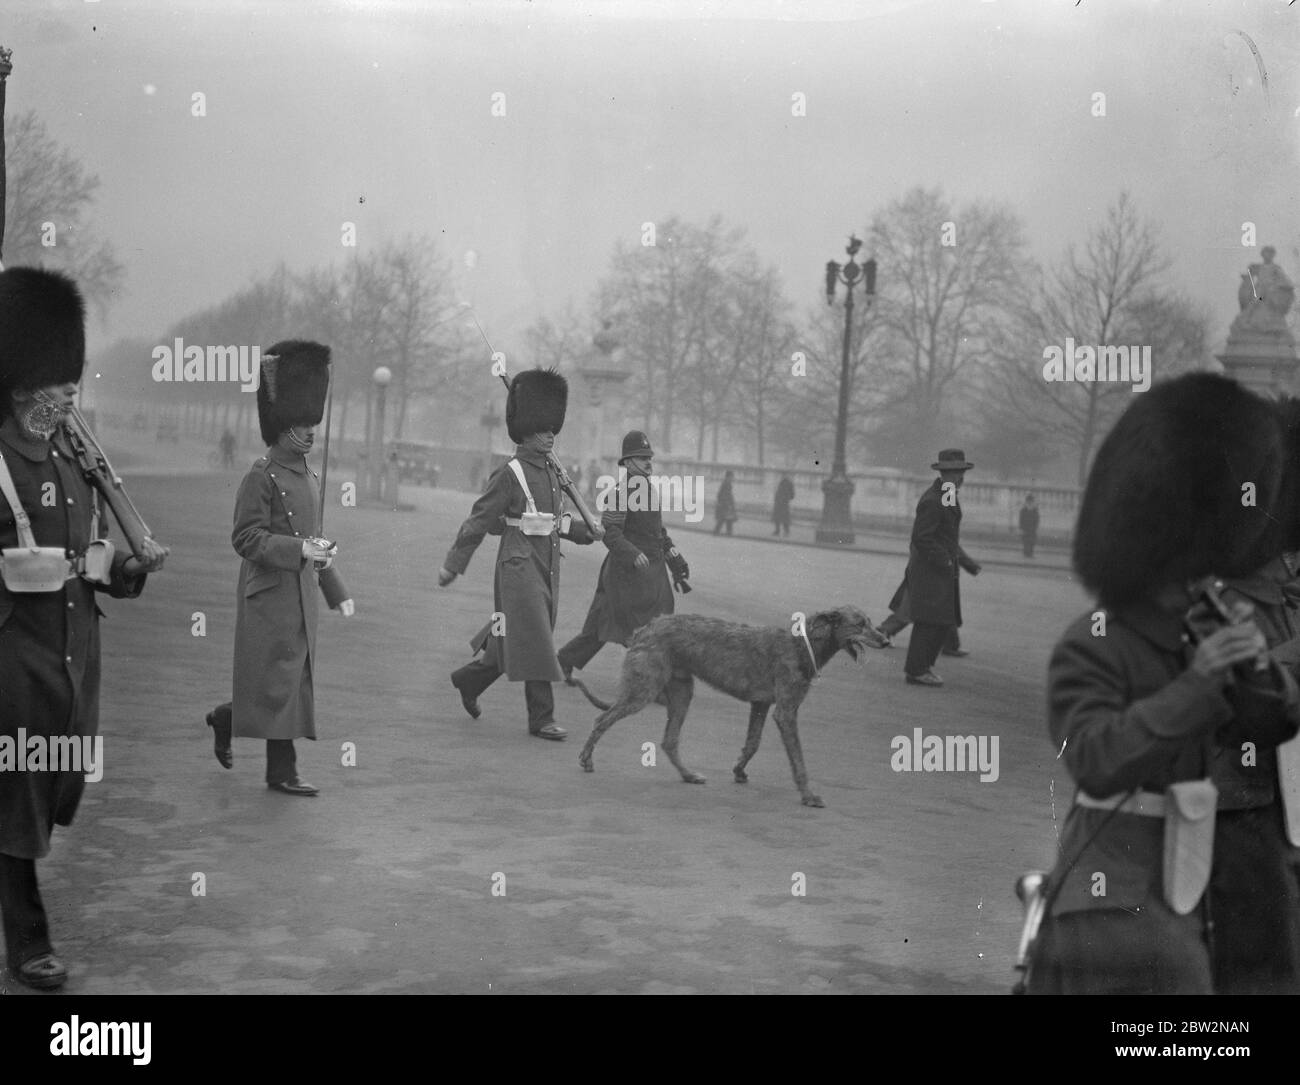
[558,430,690,681]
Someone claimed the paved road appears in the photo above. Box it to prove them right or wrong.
[3,464,1089,995]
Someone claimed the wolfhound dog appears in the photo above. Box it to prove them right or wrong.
[577,605,886,806]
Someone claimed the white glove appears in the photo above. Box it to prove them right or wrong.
[337,598,355,617]
[303,539,337,569]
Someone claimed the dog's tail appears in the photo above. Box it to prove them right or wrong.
[566,673,613,711]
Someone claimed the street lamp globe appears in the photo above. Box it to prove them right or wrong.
[372,366,392,387]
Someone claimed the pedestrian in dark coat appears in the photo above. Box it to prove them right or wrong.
[440,368,594,741]
[558,431,690,678]
[1026,373,1300,995]
[896,450,980,687]
[771,475,794,536]
[204,341,353,797]
[0,268,167,990]
[1019,493,1040,558]
[713,470,737,535]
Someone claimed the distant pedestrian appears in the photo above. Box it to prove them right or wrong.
[713,470,737,536]
[219,427,237,469]
[1019,493,1040,558]
[772,474,794,536]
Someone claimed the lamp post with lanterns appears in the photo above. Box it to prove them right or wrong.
[816,234,876,546]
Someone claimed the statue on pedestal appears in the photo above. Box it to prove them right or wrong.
[1230,247,1295,345]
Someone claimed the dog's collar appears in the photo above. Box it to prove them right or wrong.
[799,628,820,678]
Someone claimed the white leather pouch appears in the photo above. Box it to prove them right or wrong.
[518,511,555,536]
[1,546,72,592]
[1162,779,1218,915]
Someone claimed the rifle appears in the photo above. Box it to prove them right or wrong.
[0,45,12,269]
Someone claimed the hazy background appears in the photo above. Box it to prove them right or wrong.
[3,0,1298,479]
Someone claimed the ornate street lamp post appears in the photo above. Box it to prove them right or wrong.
[816,234,876,545]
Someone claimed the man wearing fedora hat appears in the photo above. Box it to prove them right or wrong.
[557,430,690,681]
[893,449,981,687]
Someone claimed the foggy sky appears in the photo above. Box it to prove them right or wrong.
[5,0,1298,361]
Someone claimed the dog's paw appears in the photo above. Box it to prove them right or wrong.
[801,793,825,808]
[733,770,748,784]
[683,772,707,785]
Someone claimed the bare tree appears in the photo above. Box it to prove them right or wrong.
[523,303,589,371]
[595,214,747,454]
[865,187,1027,468]
[372,236,459,438]
[986,193,1209,485]
[724,268,799,465]
[2,111,123,314]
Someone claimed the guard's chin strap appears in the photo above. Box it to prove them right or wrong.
[799,627,820,678]
[285,428,312,453]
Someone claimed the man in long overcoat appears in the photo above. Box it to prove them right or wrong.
[439,368,594,740]
[895,449,980,687]
[0,268,167,989]
[1019,493,1040,558]
[713,470,737,535]
[205,341,353,795]
[771,474,795,537]
[557,430,690,679]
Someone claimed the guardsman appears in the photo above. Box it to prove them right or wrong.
[1027,373,1300,995]
[439,368,594,740]
[558,430,690,682]
[204,340,353,795]
[0,268,166,989]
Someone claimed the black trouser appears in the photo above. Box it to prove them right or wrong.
[880,613,960,651]
[266,739,298,784]
[0,853,52,969]
[557,617,605,674]
[905,622,953,676]
[211,703,300,783]
[1023,533,1036,557]
[452,659,555,731]
[713,519,733,536]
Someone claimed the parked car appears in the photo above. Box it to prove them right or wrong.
[389,440,441,486]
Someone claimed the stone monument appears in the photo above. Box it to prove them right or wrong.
[571,321,631,478]
[1217,246,1298,396]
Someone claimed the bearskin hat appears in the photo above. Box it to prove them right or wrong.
[0,268,86,415]
[506,367,567,444]
[1073,372,1285,608]
[1273,394,1300,553]
[256,339,331,447]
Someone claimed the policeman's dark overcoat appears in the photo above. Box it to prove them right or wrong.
[230,446,346,740]
[586,504,676,646]
[0,422,146,859]
[889,478,976,626]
